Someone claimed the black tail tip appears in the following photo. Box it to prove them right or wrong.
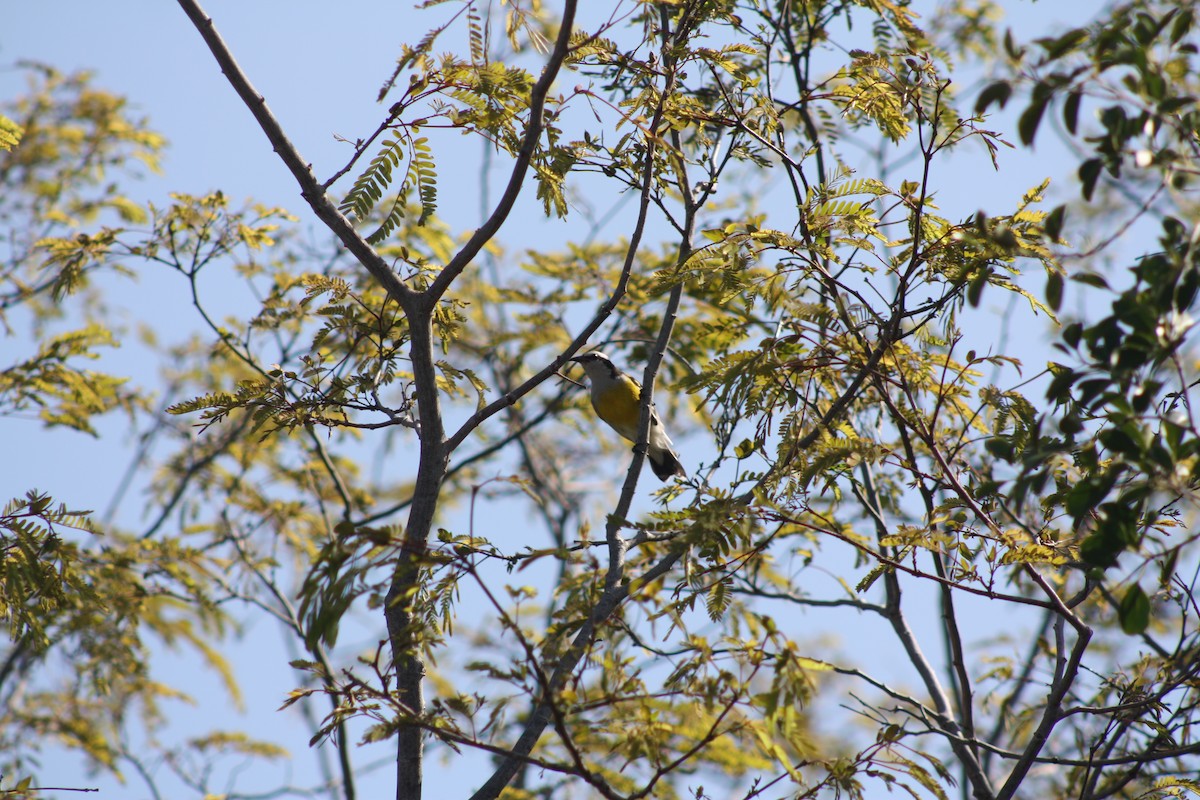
[650,450,687,482]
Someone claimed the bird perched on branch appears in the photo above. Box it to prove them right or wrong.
[570,351,686,482]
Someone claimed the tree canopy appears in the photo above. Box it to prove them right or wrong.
[3,1,1200,799]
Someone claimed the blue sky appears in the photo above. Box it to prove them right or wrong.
[1,2,1096,798]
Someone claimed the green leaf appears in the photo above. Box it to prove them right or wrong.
[1080,530,1122,569]
[975,80,1012,115]
[1062,90,1082,135]
[1044,204,1066,241]
[1169,7,1194,45]
[1046,270,1064,312]
[1078,158,1103,201]
[339,138,406,223]
[1118,583,1151,634]
[1018,95,1049,146]
[1038,28,1089,59]
[856,564,888,593]
[1070,270,1109,290]
[1061,322,1083,349]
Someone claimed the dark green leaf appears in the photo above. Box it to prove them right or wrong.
[1059,414,1083,435]
[1079,158,1103,201]
[1098,425,1138,456]
[984,437,1015,462]
[1045,205,1066,241]
[1118,583,1151,634]
[1018,96,1049,146]
[1080,530,1122,569]
[1169,8,1194,45]
[1070,270,1109,289]
[1062,322,1083,349]
[975,81,1012,115]
[1063,90,1082,135]
[1039,28,1089,59]
[1046,271,1064,311]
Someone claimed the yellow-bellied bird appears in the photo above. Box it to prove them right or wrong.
[571,351,686,481]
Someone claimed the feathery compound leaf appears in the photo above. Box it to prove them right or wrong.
[412,138,439,225]
[566,30,619,64]
[377,15,455,102]
[467,5,485,65]
[339,138,405,222]
[363,137,438,242]
[0,114,23,151]
[704,577,732,621]
[366,199,406,245]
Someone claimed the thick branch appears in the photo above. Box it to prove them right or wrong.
[385,6,580,800]
[174,0,410,305]
[383,304,445,800]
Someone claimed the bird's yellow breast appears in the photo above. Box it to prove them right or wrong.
[591,376,642,442]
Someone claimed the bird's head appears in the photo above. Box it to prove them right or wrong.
[570,351,618,381]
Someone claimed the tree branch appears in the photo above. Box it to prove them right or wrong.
[422,0,580,306]
[466,546,684,800]
[174,0,411,305]
[995,616,1093,800]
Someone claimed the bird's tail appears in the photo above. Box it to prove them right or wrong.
[649,447,686,481]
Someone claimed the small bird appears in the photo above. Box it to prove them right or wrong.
[570,351,686,481]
